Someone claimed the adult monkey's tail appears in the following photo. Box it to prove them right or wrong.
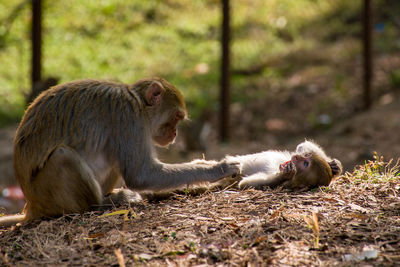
[0,214,25,228]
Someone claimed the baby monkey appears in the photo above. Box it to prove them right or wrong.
[226,140,342,190]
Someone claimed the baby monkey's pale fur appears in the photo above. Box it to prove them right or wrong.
[226,140,342,190]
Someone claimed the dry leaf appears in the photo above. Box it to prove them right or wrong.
[270,206,285,219]
[88,232,105,239]
[254,235,268,243]
[114,248,125,267]
[347,213,368,220]
[347,203,368,213]
[137,253,155,260]
[99,209,133,221]
[220,217,235,221]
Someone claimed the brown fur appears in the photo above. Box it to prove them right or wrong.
[289,153,336,189]
[1,78,240,226]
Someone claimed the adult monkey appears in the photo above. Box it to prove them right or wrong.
[0,78,240,226]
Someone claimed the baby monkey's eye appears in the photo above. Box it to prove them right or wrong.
[304,161,310,168]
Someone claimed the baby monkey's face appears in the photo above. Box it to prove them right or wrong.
[279,153,313,173]
[291,153,312,173]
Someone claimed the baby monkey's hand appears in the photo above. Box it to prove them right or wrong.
[279,161,297,180]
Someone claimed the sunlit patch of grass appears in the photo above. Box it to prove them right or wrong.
[346,153,400,184]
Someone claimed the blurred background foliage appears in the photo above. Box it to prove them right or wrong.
[0,0,399,132]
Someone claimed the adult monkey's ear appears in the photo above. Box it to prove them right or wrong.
[145,81,164,106]
[329,159,342,177]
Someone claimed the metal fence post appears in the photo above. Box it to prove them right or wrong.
[363,0,373,110]
[220,0,231,142]
[31,0,42,90]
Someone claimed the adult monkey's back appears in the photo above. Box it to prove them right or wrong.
[2,78,240,226]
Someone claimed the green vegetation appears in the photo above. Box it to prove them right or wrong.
[347,152,400,185]
[0,0,398,126]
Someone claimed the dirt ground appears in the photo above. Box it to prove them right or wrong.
[0,171,399,266]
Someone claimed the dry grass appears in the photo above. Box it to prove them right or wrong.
[1,158,399,266]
